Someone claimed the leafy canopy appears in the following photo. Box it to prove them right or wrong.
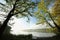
[0,0,37,18]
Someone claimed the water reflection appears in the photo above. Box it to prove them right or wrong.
[11,30,56,38]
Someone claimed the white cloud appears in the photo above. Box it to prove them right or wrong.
[10,16,56,37]
[10,17,51,35]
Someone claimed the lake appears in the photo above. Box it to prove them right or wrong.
[11,31,56,38]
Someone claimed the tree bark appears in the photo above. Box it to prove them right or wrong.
[48,12,60,32]
[0,13,12,37]
[0,0,18,37]
[0,6,15,37]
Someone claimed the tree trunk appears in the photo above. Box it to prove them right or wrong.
[0,0,18,38]
[48,12,60,32]
[0,13,12,37]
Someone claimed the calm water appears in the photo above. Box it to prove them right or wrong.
[11,31,56,38]
[30,32,56,37]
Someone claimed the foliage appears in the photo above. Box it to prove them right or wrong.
[34,0,51,24]
[0,0,38,36]
[0,0,37,18]
[0,0,60,35]
[34,0,60,32]
[51,0,60,26]
[0,0,37,30]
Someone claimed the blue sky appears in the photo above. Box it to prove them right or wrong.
[0,0,4,2]
[0,0,6,4]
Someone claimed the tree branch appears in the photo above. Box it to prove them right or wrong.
[12,6,30,16]
[0,3,6,6]
[47,12,60,30]
[44,17,55,28]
